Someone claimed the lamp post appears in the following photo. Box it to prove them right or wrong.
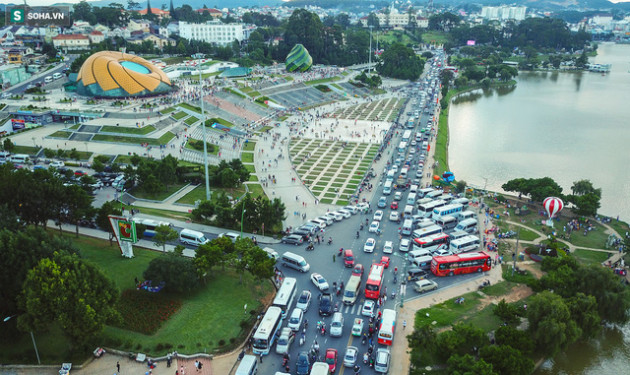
[197,54,211,201]
[240,208,246,239]
[3,315,40,365]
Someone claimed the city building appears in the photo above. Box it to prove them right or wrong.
[179,21,254,46]
[480,6,527,22]
[127,33,176,49]
[88,31,105,44]
[194,8,223,19]
[52,34,90,50]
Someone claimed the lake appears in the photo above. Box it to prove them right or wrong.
[448,43,630,222]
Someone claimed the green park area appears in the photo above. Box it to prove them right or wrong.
[100,125,156,135]
[129,183,187,201]
[92,132,175,146]
[172,111,188,120]
[422,31,449,45]
[176,183,265,206]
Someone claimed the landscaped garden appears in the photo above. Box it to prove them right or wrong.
[330,97,404,121]
[100,125,156,135]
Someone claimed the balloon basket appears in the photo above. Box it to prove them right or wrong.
[546,219,554,227]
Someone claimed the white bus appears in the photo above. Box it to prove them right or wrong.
[432,204,464,221]
[449,235,481,254]
[415,197,433,209]
[252,306,283,355]
[418,200,446,218]
[397,141,408,154]
[402,130,412,143]
[412,233,450,253]
[377,309,397,346]
[383,180,393,195]
[406,192,417,206]
[272,277,297,318]
[412,225,443,239]
[434,215,458,231]
[417,187,435,198]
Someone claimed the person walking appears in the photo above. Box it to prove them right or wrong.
[116,361,120,373]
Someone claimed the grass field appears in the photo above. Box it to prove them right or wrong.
[49,131,72,139]
[573,248,611,265]
[129,183,187,201]
[11,145,40,155]
[121,204,191,221]
[100,125,156,135]
[172,111,188,120]
[179,103,202,114]
[205,117,234,128]
[243,141,256,152]
[184,116,200,126]
[161,107,176,114]
[422,31,450,45]
[241,152,254,163]
[379,30,417,46]
[92,132,175,146]
[176,183,265,205]
[305,76,341,85]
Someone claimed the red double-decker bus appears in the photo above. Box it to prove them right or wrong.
[364,263,385,299]
[431,251,492,277]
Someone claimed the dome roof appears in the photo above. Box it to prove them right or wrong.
[76,51,172,97]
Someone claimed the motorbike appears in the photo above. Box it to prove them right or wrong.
[356,231,360,239]
[306,243,314,251]
[478,280,491,290]
[299,332,305,346]
[328,238,333,245]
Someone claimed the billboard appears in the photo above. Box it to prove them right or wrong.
[467,40,476,46]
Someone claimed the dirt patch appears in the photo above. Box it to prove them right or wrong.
[518,262,545,279]
[477,284,533,311]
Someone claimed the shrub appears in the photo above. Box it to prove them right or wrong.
[114,289,183,335]
[218,339,226,346]
[255,96,269,104]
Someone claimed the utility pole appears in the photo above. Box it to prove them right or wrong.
[198,55,210,200]
[512,227,520,276]
[369,25,373,73]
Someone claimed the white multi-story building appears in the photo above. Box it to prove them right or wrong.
[481,6,527,22]
[179,21,253,46]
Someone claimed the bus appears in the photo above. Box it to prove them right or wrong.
[402,130,412,143]
[378,309,397,345]
[412,225,443,240]
[252,306,283,355]
[365,264,385,299]
[449,235,481,254]
[432,204,463,221]
[342,274,362,305]
[412,233,450,253]
[431,251,492,277]
[418,200,446,218]
[397,141,408,154]
[133,218,172,238]
[272,277,297,318]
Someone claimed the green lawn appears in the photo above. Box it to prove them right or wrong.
[121,204,191,221]
[258,126,273,133]
[243,141,256,152]
[172,111,188,120]
[573,248,612,266]
[68,124,80,130]
[414,291,483,329]
[49,131,72,139]
[101,125,156,135]
[11,145,40,155]
[241,152,254,163]
[379,30,417,46]
[422,31,450,44]
[129,183,187,201]
[184,116,200,126]
[179,103,202,114]
[161,107,176,114]
[92,132,175,146]
[205,117,234,128]
[305,76,341,85]
[176,184,264,205]
[185,140,219,155]
[162,56,189,64]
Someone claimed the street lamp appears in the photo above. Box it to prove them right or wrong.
[240,208,246,239]
[3,315,41,365]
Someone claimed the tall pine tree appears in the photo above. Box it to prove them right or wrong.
[146,0,152,14]
[169,0,176,19]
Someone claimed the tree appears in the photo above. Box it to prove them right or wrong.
[143,254,199,293]
[169,0,176,19]
[18,252,119,349]
[62,185,95,237]
[193,241,223,282]
[568,193,601,216]
[283,9,325,62]
[494,326,534,356]
[127,0,140,10]
[377,43,424,81]
[479,345,534,375]
[493,299,520,325]
[501,177,563,203]
[454,180,467,194]
[447,354,497,375]
[566,292,601,338]
[366,13,380,29]
[153,224,178,252]
[2,138,14,153]
[527,291,580,357]
[435,323,488,362]
[95,200,122,245]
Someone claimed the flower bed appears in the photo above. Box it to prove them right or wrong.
[115,289,183,335]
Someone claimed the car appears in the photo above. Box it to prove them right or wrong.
[319,293,333,316]
[344,205,359,214]
[275,327,295,355]
[32,165,46,171]
[291,229,311,241]
[399,238,411,252]
[299,224,319,234]
[414,279,438,293]
[325,348,338,373]
[296,351,310,375]
[394,191,403,201]
[218,232,240,242]
[311,273,329,291]
[356,202,370,213]
[310,219,327,228]
[351,318,363,337]
[383,241,393,254]
[411,140,417,146]
[434,248,451,257]
[344,346,359,367]
[281,234,303,245]
[389,211,400,222]
[338,209,352,218]
[377,196,387,208]
[380,256,390,268]
[288,307,304,331]
[74,170,87,177]
[368,221,380,233]
[49,160,65,168]
[352,264,364,277]
[330,313,344,337]
[373,210,384,221]
[318,216,334,225]
[296,290,312,311]
[362,300,375,317]
[331,212,344,221]
[390,201,399,210]
[374,348,391,373]
[364,238,376,253]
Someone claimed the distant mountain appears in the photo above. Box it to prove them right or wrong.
[435,0,623,11]
[85,0,282,9]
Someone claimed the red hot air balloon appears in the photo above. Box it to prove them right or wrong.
[543,197,564,226]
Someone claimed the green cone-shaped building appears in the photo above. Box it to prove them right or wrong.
[285,44,313,72]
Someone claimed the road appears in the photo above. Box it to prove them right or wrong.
[4,55,76,94]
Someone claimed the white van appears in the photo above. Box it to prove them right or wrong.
[406,193,417,206]
[281,252,310,273]
[383,180,393,195]
[404,204,414,216]
[401,219,413,237]
[262,247,279,260]
[426,190,443,200]
[235,354,258,375]
[412,255,434,270]
[330,312,344,337]
[452,197,470,206]
[310,362,329,375]
[10,154,30,164]
[179,229,209,247]
[53,72,63,80]
[409,248,432,261]
[422,141,429,150]
[416,218,435,229]
[413,225,443,239]
[0,151,10,161]
[459,211,476,221]
[44,76,53,83]
[455,218,478,233]
[449,231,469,241]
[409,185,419,193]
[418,187,435,198]
[435,215,458,231]
[386,170,395,181]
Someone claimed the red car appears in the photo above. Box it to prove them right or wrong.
[325,348,338,373]
[74,170,87,177]
[380,256,390,269]
[390,201,399,210]
[352,264,364,277]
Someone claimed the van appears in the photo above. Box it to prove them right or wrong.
[404,204,414,216]
[262,247,279,260]
[310,362,329,375]
[10,154,29,164]
[383,180,392,195]
[179,229,209,247]
[343,249,355,268]
[53,72,63,80]
[416,218,434,229]
[401,219,413,236]
[409,185,419,193]
[44,76,53,83]
[235,354,258,375]
[406,193,417,206]
[416,197,432,208]
[435,215,458,231]
[0,151,10,161]
[459,211,476,221]
[386,170,395,181]
[281,251,310,273]
[413,225,443,239]
[422,141,429,150]
[407,267,427,282]
[418,188,435,198]
[330,312,344,337]
[400,167,409,178]
[455,218,478,233]
[425,190,442,200]
[452,198,470,207]
[412,255,434,270]
[450,230,469,241]
[343,275,361,305]
[438,194,454,203]
[409,248,432,260]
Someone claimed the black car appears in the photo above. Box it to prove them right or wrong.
[296,351,310,375]
[281,234,303,245]
[292,229,311,241]
[319,293,333,316]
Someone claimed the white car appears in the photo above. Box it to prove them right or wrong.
[296,290,312,311]
[218,232,240,242]
[364,238,376,253]
[434,248,451,257]
[338,209,352,219]
[389,211,400,222]
[331,212,344,221]
[49,160,65,168]
[344,206,359,214]
[310,273,329,291]
[356,202,370,212]
[399,239,411,252]
[319,215,334,225]
[394,192,403,201]
[383,241,393,254]
[373,210,384,221]
[361,300,376,317]
[275,327,295,355]
[351,318,363,337]
[287,308,304,331]
[374,348,391,373]
[368,221,380,233]
[344,346,359,367]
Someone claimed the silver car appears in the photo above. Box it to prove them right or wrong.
[275,327,295,355]
[343,346,359,367]
[374,348,391,373]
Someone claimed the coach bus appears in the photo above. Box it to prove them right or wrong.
[397,141,408,154]
[449,235,481,254]
[412,233,450,253]
[418,200,446,218]
[272,277,297,318]
[252,306,283,355]
[402,130,412,143]
[431,251,492,277]
[377,309,397,345]
[431,203,464,221]
[365,263,385,299]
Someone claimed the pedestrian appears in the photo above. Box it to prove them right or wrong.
[180,365,185,375]
[197,361,203,371]
[333,254,336,262]
[194,360,199,370]
[260,355,263,363]
[116,361,120,373]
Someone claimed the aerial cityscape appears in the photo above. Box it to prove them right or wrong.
[0,1,629,375]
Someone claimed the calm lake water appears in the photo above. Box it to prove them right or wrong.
[448,43,630,222]
[449,43,630,374]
